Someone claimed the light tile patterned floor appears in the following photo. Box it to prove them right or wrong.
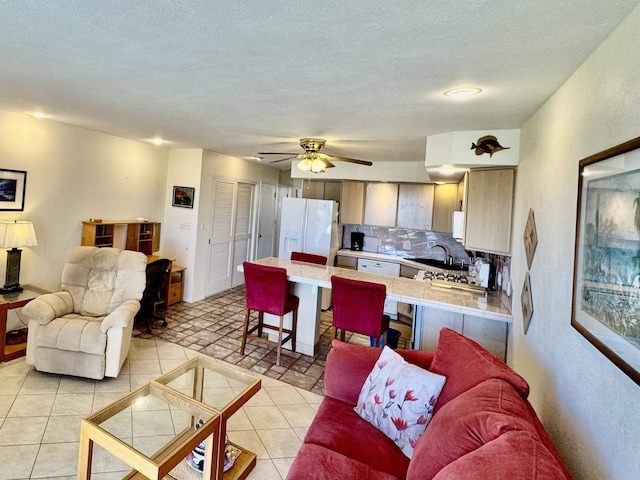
[0,338,324,480]
[132,285,411,396]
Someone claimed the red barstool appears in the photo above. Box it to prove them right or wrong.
[290,251,328,265]
[330,275,390,347]
[241,262,299,366]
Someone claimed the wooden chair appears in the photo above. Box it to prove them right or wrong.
[330,275,390,347]
[241,262,299,366]
[290,251,328,265]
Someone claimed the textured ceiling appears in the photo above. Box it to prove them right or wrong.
[0,1,638,169]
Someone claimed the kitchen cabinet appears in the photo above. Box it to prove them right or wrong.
[302,180,341,202]
[364,182,398,227]
[340,181,365,225]
[418,307,507,360]
[431,183,459,233]
[336,255,357,269]
[396,184,435,230]
[464,168,515,254]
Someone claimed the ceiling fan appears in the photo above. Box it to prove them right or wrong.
[259,138,373,173]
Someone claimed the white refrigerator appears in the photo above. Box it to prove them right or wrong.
[277,198,341,264]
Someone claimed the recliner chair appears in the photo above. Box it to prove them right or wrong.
[23,246,147,379]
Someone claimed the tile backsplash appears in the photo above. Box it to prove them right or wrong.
[342,225,512,297]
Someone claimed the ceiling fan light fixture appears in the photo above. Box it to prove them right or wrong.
[297,159,312,171]
[310,158,326,173]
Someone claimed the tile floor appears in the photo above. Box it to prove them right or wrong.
[132,285,412,396]
[0,337,324,480]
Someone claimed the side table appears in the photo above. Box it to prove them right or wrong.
[0,285,48,362]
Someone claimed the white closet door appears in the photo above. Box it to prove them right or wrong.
[207,179,235,295]
[231,183,253,286]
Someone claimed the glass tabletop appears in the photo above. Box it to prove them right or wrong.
[81,382,220,478]
[154,355,261,416]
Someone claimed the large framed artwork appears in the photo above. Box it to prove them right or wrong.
[572,136,640,386]
[0,169,27,211]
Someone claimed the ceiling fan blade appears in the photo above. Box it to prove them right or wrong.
[323,160,335,168]
[327,155,373,166]
[269,156,299,163]
[258,152,301,156]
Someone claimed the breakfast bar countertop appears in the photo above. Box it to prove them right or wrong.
[252,257,512,323]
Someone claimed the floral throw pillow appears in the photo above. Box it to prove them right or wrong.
[354,346,446,458]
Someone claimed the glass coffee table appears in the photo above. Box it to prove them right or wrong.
[78,354,261,480]
[154,355,262,480]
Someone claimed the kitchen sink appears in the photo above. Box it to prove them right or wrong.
[408,258,467,271]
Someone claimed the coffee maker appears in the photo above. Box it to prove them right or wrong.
[350,232,364,251]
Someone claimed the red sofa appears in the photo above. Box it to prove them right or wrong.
[286,328,572,480]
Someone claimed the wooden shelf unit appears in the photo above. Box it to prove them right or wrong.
[82,220,160,254]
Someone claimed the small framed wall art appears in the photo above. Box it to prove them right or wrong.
[521,272,534,334]
[523,208,538,269]
[571,136,640,386]
[172,186,195,208]
[0,169,27,211]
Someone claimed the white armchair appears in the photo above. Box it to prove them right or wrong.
[23,246,147,379]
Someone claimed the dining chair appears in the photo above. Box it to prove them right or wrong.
[290,251,328,265]
[241,262,299,366]
[330,275,390,347]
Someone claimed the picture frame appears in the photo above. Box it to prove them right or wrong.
[0,169,27,211]
[571,136,640,386]
[523,208,538,269]
[521,272,533,334]
[172,186,195,208]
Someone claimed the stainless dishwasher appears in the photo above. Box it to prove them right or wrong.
[356,258,400,318]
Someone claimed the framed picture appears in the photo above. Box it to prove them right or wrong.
[572,136,640,386]
[523,208,538,269]
[521,272,533,334]
[172,186,195,208]
[0,169,27,211]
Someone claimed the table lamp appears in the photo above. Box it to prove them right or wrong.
[0,221,38,294]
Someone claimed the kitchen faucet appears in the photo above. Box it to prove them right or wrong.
[432,244,454,265]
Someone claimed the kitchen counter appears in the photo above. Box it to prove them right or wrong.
[243,257,512,359]
[338,248,438,270]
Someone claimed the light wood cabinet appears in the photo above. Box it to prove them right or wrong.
[336,255,357,270]
[364,183,398,227]
[396,184,435,230]
[82,220,161,255]
[464,168,515,254]
[431,184,459,233]
[168,266,185,305]
[302,180,341,202]
[340,181,365,225]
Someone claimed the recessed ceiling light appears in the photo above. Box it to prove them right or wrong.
[439,165,456,175]
[32,112,46,119]
[152,138,164,146]
[443,87,482,99]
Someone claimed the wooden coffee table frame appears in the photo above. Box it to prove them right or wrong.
[78,355,261,480]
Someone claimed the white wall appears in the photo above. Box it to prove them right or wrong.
[510,6,640,479]
[0,109,168,292]
[175,150,279,302]
[162,149,203,302]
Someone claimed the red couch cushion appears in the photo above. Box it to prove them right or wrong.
[430,328,529,410]
[302,396,410,479]
[406,378,540,479]
[431,430,570,480]
[286,443,402,480]
[324,340,434,405]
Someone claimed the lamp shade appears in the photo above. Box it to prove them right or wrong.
[0,221,38,249]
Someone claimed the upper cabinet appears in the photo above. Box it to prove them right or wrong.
[302,180,341,202]
[431,184,459,233]
[396,184,435,230]
[364,183,398,227]
[464,168,515,254]
[340,181,365,225]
